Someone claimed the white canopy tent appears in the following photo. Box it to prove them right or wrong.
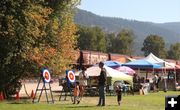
[143,53,175,69]
[143,53,178,90]
[75,65,133,85]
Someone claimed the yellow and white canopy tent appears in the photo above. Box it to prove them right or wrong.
[75,65,133,86]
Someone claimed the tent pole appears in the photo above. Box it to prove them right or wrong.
[174,68,176,91]
[163,68,166,92]
[146,71,148,79]
[138,68,140,75]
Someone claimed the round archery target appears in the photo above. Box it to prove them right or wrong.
[67,70,75,83]
[42,69,51,83]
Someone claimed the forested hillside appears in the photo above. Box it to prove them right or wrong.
[74,9,180,54]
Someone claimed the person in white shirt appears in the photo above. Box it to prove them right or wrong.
[79,67,88,101]
[153,74,159,92]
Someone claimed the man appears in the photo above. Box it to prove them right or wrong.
[97,62,107,106]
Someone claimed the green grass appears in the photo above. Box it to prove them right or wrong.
[0,91,179,110]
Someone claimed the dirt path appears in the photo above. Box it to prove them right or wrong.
[19,81,62,97]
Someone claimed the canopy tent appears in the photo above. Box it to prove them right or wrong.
[75,65,133,85]
[103,60,122,68]
[143,53,165,66]
[115,66,136,76]
[122,59,162,69]
[143,53,175,69]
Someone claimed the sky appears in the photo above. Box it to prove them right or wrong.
[78,0,180,23]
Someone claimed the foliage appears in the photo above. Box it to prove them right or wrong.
[107,29,134,55]
[77,26,134,54]
[105,33,116,52]
[168,43,180,60]
[0,0,80,97]
[141,34,167,58]
[77,26,106,52]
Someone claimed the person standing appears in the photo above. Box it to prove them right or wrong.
[79,67,88,101]
[97,62,107,106]
[153,74,159,92]
[73,82,80,104]
[115,85,123,106]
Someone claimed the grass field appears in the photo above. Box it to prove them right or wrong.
[0,91,179,110]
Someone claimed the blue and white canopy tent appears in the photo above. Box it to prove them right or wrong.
[122,59,162,69]
[103,60,122,68]
[122,59,162,80]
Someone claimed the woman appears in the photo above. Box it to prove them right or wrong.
[79,67,88,101]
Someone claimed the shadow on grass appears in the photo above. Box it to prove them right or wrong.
[65,104,118,108]
[8,102,27,104]
[6,97,32,105]
[65,105,97,108]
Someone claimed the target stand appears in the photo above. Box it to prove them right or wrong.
[32,69,54,103]
[59,70,76,102]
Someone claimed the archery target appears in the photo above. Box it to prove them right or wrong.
[67,70,75,83]
[42,69,51,83]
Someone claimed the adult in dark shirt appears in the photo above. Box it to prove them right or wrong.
[97,62,107,106]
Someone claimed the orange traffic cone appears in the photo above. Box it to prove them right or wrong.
[15,91,20,100]
[30,90,35,99]
[0,92,4,101]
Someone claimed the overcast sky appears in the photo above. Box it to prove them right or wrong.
[78,0,180,23]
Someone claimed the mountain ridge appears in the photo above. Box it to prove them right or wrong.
[74,9,180,54]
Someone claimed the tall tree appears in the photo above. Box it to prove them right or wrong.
[141,34,167,58]
[108,29,134,55]
[44,0,80,74]
[105,33,116,52]
[0,0,80,97]
[77,26,106,52]
[168,43,180,60]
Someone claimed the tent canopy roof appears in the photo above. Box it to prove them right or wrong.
[103,60,122,68]
[143,53,164,65]
[143,53,175,68]
[75,65,132,85]
[122,59,162,69]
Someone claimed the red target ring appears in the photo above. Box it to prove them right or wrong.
[67,71,75,83]
[42,69,51,83]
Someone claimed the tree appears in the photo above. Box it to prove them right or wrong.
[0,0,80,97]
[105,33,116,52]
[0,0,46,97]
[77,26,106,52]
[107,29,134,55]
[168,43,180,60]
[44,0,80,74]
[141,34,167,58]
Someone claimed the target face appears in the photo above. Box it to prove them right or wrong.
[67,70,75,83]
[42,69,51,83]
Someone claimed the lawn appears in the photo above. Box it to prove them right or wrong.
[0,91,179,110]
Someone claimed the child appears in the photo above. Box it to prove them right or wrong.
[73,82,80,104]
[115,85,123,106]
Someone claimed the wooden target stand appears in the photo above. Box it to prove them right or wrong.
[59,70,76,102]
[32,69,54,103]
